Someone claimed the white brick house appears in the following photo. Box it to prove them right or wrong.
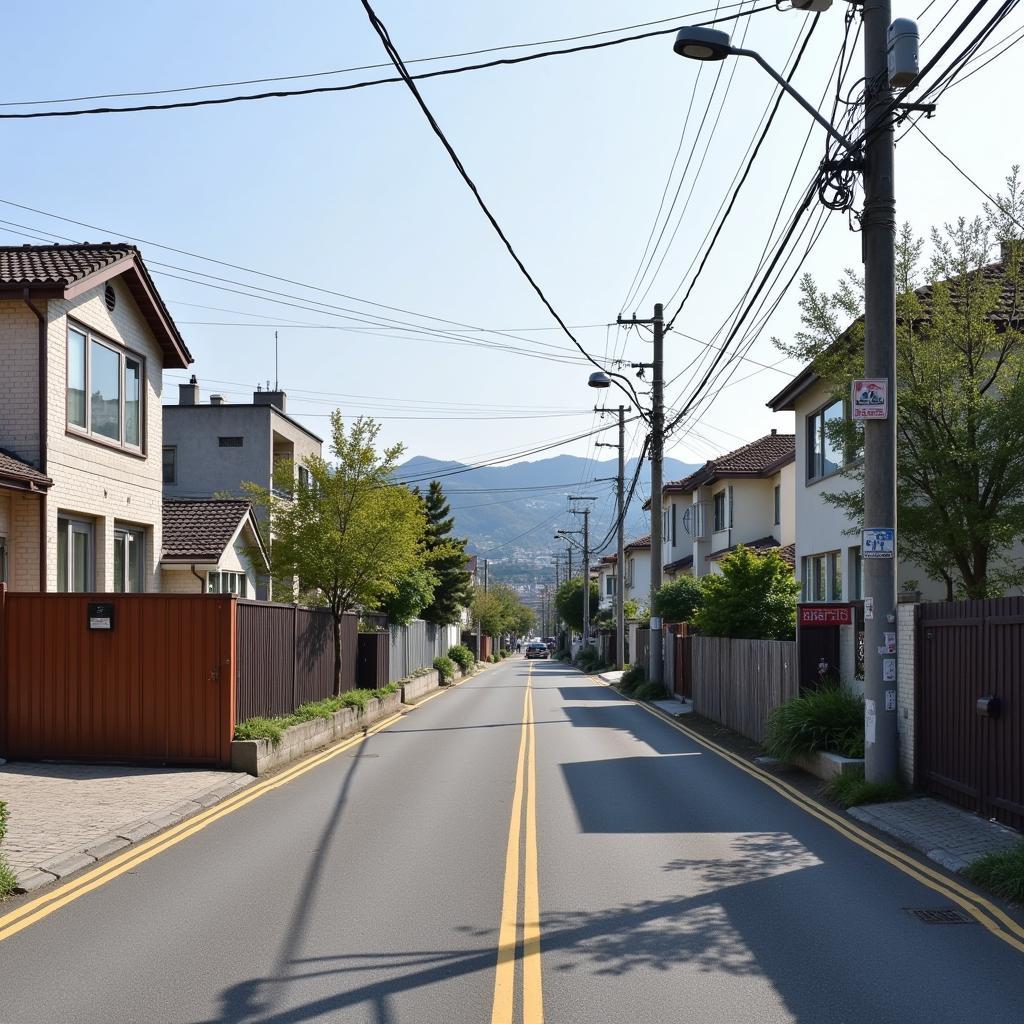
[0,244,191,593]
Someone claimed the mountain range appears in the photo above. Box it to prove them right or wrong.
[397,453,700,586]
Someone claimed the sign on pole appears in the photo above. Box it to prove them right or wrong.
[851,378,888,419]
[862,527,895,559]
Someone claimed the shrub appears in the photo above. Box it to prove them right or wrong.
[633,679,668,702]
[0,801,14,899]
[965,843,1024,903]
[575,646,605,673]
[654,576,705,624]
[448,644,474,674]
[765,686,865,761]
[824,769,907,808]
[618,663,646,694]
[500,648,511,658]
[433,655,456,684]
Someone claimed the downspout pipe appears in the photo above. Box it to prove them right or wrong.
[190,564,205,593]
[23,291,47,592]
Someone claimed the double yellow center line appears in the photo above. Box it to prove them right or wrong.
[491,664,543,1024]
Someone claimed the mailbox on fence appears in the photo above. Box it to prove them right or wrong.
[87,601,115,630]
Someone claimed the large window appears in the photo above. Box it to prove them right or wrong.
[113,526,145,592]
[807,400,846,481]
[713,490,726,532]
[57,516,94,592]
[66,324,144,451]
[802,551,843,602]
[207,570,248,598]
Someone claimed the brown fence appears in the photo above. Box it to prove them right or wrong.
[917,599,1024,831]
[689,636,798,743]
[0,589,236,766]
[235,602,359,721]
[635,628,650,671]
[357,633,389,689]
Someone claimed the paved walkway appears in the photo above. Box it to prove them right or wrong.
[850,797,1022,872]
[0,762,252,891]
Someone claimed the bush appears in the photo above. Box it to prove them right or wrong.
[448,644,474,674]
[490,653,500,663]
[500,648,511,658]
[965,843,1024,903]
[633,679,668,701]
[765,686,865,761]
[575,646,605,673]
[233,685,400,747]
[824,769,907,808]
[434,655,456,684]
[654,576,705,624]
[618,663,646,694]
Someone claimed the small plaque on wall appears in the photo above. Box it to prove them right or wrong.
[88,602,115,630]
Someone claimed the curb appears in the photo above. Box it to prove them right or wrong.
[14,774,254,893]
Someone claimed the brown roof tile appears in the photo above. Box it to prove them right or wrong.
[664,433,795,494]
[0,449,52,491]
[0,243,135,287]
[162,499,258,562]
[707,536,782,561]
[624,534,651,551]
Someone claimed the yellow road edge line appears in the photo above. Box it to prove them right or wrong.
[491,682,531,1024]
[522,666,544,1023]
[0,663,501,940]
[601,681,1024,953]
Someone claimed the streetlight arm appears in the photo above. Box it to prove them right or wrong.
[732,46,859,155]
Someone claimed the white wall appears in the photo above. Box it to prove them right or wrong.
[624,547,651,608]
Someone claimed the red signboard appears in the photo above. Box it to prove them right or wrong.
[799,604,853,627]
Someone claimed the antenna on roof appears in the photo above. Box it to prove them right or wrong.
[274,331,279,391]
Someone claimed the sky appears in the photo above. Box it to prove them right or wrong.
[2,0,1021,486]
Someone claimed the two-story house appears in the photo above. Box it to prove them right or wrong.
[649,432,796,579]
[623,534,652,611]
[0,244,192,593]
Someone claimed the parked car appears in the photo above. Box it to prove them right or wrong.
[525,642,549,660]
[544,637,557,652]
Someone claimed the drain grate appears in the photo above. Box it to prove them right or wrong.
[904,907,974,924]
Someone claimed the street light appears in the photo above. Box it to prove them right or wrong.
[588,371,611,388]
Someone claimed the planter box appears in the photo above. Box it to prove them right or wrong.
[401,670,441,703]
[792,750,865,782]
[231,690,403,776]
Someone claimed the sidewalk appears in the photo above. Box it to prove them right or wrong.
[0,762,253,892]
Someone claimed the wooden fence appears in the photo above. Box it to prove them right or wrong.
[689,636,799,743]
[235,602,359,721]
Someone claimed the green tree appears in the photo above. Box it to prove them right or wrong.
[554,577,599,634]
[248,414,426,694]
[382,563,438,627]
[419,481,474,625]
[775,168,1024,597]
[653,576,705,623]
[471,583,533,638]
[695,547,800,640]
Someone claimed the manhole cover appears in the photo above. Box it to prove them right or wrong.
[904,907,974,924]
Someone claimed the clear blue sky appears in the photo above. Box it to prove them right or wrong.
[3,1,1019,472]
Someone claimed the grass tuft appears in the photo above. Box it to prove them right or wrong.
[765,686,865,761]
[0,800,16,900]
[633,679,668,702]
[965,843,1024,903]
[823,769,908,808]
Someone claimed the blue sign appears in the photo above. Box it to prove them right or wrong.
[862,527,895,559]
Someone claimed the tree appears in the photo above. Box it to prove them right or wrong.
[653,576,705,623]
[248,414,426,694]
[695,547,800,640]
[554,577,599,634]
[471,583,534,638]
[382,563,438,627]
[419,481,474,625]
[775,168,1024,597]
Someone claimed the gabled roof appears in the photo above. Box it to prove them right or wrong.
[656,433,795,500]
[624,534,651,551]
[0,449,52,493]
[664,554,693,574]
[161,499,268,566]
[0,243,191,369]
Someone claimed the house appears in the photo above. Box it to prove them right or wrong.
[647,432,795,579]
[592,554,617,611]
[622,535,652,610]
[0,244,191,592]
[161,499,269,596]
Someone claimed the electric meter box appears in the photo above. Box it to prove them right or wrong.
[888,18,920,88]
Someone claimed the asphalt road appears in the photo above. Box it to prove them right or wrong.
[2,656,1023,1023]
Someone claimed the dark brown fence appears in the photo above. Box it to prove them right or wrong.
[689,636,798,743]
[235,602,359,721]
[0,589,236,766]
[357,633,389,689]
[917,599,1024,831]
[635,628,650,671]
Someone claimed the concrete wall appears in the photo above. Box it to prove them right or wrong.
[897,602,917,785]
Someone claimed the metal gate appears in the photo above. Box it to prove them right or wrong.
[0,591,236,766]
[917,598,1024,831]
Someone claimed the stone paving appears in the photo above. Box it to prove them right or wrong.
[849,797,1022,873]
[0,762,253,892]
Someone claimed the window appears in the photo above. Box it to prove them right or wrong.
[627,557,634,588]
[728,485,734,528]
[806,399,846,481]
[57,517,94,592]
[671,503,676,545]
[298,465,310,491]
[113,526,144,592]
[218,436,244,448]
[207,570,248,598]
[802,551,843,602]
[773,484,781,526]
[713,490,726,532]
[162,446,176,484]
[0,535,7,584]
[65,324,144,450]
[850,547,864,600]
[606,575,616,596]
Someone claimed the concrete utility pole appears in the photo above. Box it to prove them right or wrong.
[596,405,631,671]
[618,304,664,682]
[569,497,596,649]
[861,0,899,782]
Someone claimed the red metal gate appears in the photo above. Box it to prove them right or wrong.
[0,590,236,766]
[917,598,1024,831]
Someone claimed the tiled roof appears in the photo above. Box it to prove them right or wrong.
[0,243,135,287]
[777,542,796,569]
[664,555,693,574]
[162,499,256,562]
[663,433,795,494]
[624,534,651,551]
[0,449,52,490]
[707,536,782,561]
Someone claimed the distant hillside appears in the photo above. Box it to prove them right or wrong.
[396,453,699,588]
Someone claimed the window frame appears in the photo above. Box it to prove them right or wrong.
[713,490,726,533]
[773,484,781,526]
[65,320,146,455]
[207,569,248,598]
[802,549,843,602]
[56,515,95,593]
[113,525,146,593]
[805,398,846,484]
[162,446,177,484]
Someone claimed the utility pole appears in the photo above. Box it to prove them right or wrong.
[596,405,630,671]
[569,496,596,649]
[861,0,898,782]
[483,558,489,594]
[618,304,664,683]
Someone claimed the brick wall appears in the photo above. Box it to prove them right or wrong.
[161,566,206,594]
[0,300,41,467]
[896,602,917,785]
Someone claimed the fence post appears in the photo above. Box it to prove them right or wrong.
[292,603,299,710]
